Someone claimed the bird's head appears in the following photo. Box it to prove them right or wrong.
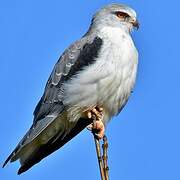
[91,3,139,33]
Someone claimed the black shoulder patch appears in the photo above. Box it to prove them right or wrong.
[60,37,103,83]
[33,37,103,122]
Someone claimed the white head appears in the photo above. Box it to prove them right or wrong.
[90,3,139,33]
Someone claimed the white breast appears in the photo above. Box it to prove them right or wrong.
[63,27,138,124]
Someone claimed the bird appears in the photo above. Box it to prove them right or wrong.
[3,3,139,175]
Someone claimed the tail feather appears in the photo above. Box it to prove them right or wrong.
[17,117,92,174]
[3,145,20,168]
[3,153,14,168]
[3,115,57,168]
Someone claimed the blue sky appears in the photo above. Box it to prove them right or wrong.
[1,0,180,179]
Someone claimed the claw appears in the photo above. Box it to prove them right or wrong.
[87,111,92,119]
[97,107,103,112]
[93,120,105,139]
[86,107,104,120]
[87,123,93,131]
[86,106,105,139]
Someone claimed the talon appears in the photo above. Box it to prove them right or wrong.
[87,111,92,119]
[97,107,103,112]
[86,106,104,139]
[92,120,105,139]
[92,108,98,114]
[87,124,93,131]
[86,106,104,121]
[92,107,103,120]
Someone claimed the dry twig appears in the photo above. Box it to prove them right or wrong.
[92,114,109,180]
[93,134,106,180]
[102,135,109,180]
[92,114,106,180]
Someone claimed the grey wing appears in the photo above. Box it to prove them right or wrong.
[3,38,86,165]
[33,39,86,123]
[3,35,103,171]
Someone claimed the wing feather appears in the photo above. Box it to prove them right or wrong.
[3,35,103,173]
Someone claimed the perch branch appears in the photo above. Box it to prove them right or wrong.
[92,116,106,180]
[102,135,109,180]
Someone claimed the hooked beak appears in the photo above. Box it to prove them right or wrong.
[132,19,140,30]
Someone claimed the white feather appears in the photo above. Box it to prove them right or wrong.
[63,26,138,125]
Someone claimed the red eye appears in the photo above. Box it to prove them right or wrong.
[116,11,130,19]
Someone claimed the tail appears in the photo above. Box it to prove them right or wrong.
[3,117,92,175]
[3,139,42,175]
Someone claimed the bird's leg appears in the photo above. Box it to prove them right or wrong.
[86,107,105,139]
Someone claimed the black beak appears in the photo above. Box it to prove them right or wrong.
[132,20,140,30]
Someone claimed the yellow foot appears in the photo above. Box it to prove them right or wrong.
[86,107,105,139]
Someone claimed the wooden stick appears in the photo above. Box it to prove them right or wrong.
[92,115,106,180]
[93,135,106,180]
[102,135,109,180]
